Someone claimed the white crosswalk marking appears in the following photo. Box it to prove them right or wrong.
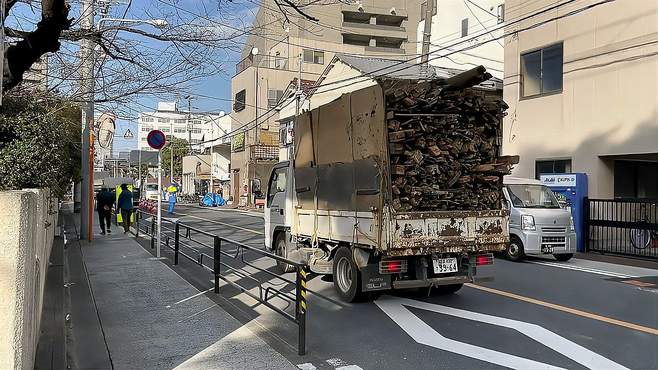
[376,296,630,370]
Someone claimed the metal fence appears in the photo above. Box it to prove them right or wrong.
[586,198,658,260]
[132,209,311,355]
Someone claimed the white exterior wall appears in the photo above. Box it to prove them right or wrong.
[137,105,220,152]
[417,0,504,78]
[502,0,658,198]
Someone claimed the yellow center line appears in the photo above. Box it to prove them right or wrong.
[175,213,264,235]
[465,283,658,336]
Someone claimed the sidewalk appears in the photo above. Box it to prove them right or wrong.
[61,207,295,370]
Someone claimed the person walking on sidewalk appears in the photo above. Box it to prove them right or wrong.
[117,184,134,234]
[96,187,114,235]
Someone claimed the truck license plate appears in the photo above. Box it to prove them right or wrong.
[433,257,458,274]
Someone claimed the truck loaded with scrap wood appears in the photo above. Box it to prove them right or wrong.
[264,66,517,302]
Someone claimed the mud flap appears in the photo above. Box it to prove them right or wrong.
[360,264,391,292]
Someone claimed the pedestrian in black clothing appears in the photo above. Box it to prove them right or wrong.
[96,187,114,235]
[117,184,134,233]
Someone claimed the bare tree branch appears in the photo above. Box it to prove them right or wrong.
[3,0,72,91]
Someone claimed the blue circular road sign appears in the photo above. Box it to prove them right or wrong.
[147,130,167,150]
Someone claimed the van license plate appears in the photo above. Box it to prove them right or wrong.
[433,257,458,274]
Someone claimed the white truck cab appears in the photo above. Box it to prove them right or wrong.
[502,176,576,261]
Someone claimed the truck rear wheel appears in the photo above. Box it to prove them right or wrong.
[332,247,366,303]
[506,236,525,262]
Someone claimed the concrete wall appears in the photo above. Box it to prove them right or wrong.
[502,0,658,198]
[0,189,58,370]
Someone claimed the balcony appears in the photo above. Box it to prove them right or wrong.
[250,144,279,162]
[235,55,290,75]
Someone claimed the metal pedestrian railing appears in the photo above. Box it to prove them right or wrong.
[132,209,311,355]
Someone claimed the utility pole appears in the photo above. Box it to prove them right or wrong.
[420,0,434,75]
[80,0,95,241]
[187,96,192,152]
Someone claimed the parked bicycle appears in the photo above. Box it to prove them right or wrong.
[629,203,658,250]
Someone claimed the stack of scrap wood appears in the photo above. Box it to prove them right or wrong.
[384,80,516,212]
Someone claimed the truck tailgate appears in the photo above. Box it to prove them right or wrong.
[389,210,509,256]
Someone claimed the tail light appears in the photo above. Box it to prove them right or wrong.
[379,259,408,274]
[475,253,494,266]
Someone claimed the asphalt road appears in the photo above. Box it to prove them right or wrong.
[137,204,658,370]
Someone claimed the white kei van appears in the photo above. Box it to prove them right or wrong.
[502,177,576,262]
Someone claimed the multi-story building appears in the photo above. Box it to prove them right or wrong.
[137,101,221,152]
[502,0,658,199]
[231,0,422,206]
[416,0,505,78]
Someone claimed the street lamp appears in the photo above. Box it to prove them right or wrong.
[210,111,226,194]
[79,12,169,241]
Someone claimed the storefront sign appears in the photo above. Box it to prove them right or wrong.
[540,174,577,187]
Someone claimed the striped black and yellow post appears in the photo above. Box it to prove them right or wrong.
[295,266,309,355]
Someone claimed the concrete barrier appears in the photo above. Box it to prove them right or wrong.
[0,189,58,370]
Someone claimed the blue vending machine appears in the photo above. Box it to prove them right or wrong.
[540,173,588,252]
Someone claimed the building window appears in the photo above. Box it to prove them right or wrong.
[141,117,154,123]
[141,126,152,132]
[174,119,186,124]
[521,43,563,98]
[159,127,170,133]
[535,159,572,180]
[190,128,202,134]
[157,118,170,123]
[420,0,437,21]
[234,89,246,112]
[141,137,147,141]
[461,18,469,37]
[268,89,284,108]
[303,49,324,64]
[190,139,200,144]
[614,161,658,199]
[174,127,186,133]
[497,4,505,23]
[192,119,202,125]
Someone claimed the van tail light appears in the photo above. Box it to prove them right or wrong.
[476,253,494,266]
[379,259,408,274]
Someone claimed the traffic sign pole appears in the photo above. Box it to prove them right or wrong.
[147,129,166,259]
[157,150,162,258]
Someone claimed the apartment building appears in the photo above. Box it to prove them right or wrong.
[137,101,221,152]
[230,0,421,206]
[503,0,658,199]
[416,0,505,78]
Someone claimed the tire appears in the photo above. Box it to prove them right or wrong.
[332,246,367,303]
[630,228,651,250]
[553,253,573,262]
[432,283,464,295]
[506,236,525,262]
[275,233,295,273]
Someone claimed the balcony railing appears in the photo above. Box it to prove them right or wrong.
[250,144,279,161]
[235,55,290,75]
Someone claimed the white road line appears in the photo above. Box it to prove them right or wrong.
[529,260,637,279]
[176,213,264,235]
[181,204,265,218]
[335,366,364,370]
[375,296,630,370]
[296,363,317,370]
